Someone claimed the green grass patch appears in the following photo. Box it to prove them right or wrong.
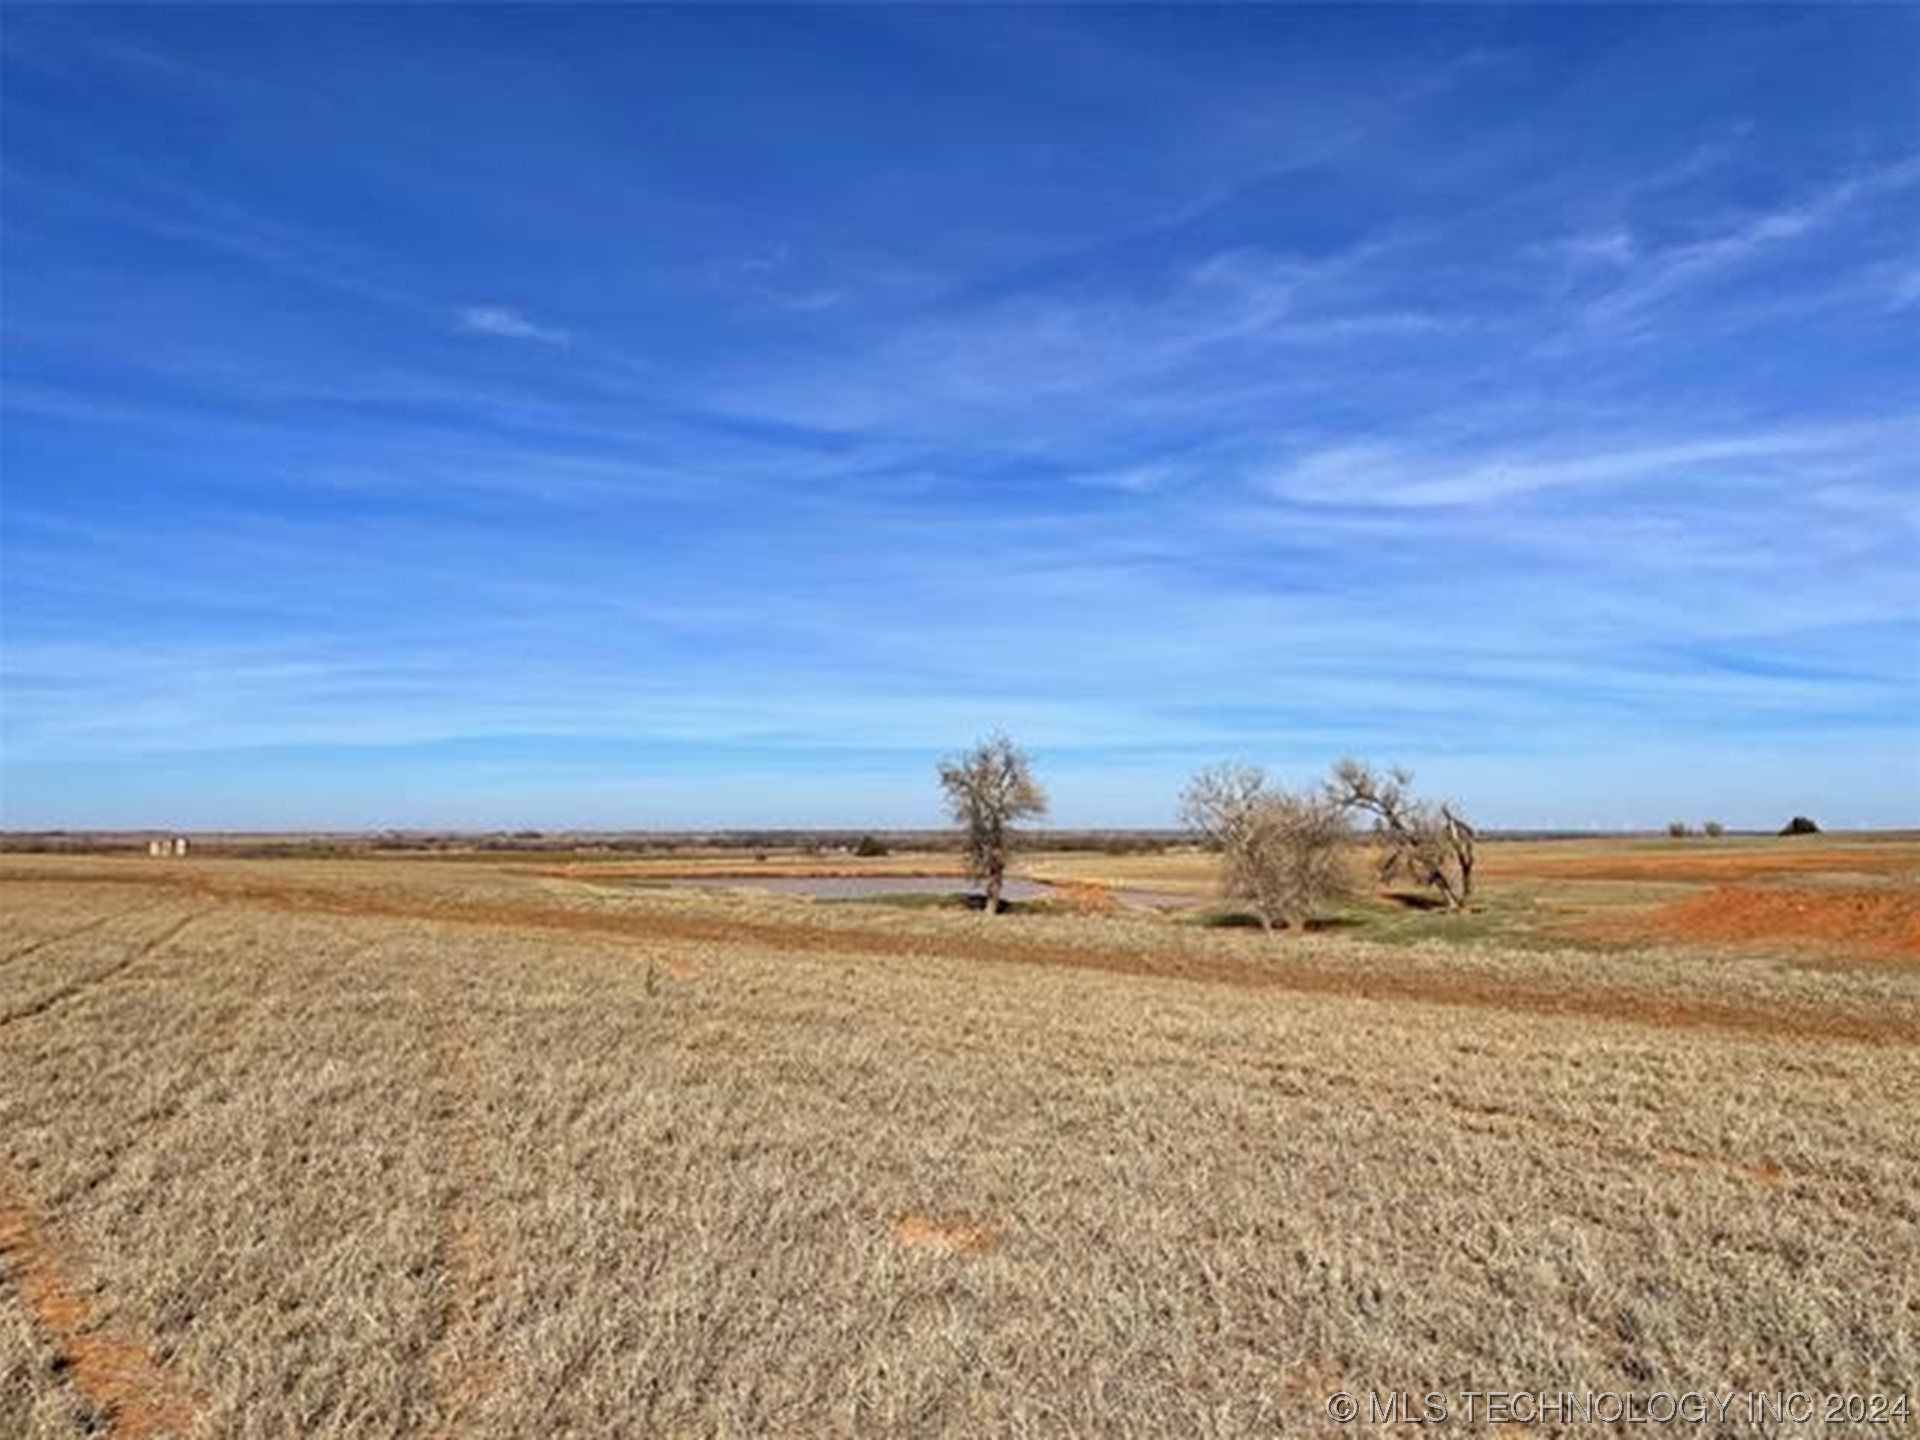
[1174,885,1617,951]
[821,892,974,911]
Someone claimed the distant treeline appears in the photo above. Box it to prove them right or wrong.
[0,826,1844,858]
[0,828,1188,858]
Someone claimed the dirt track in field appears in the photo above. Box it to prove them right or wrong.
[8,864,1914,1049]
[423,996,499,1440]
[0,1162,199,1438]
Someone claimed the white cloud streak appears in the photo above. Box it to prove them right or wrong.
[1262,417,1920,509]
[456,305,570,344]
[1580,156,1920,328]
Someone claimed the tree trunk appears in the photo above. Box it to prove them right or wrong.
[984,868,1003,916]
[1444,808,1475,909]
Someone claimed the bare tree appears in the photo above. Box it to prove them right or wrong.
[1178,762,1268,852]
[1181,764,1352,932]
[1327,758,1475,911]
[938,734,1048,914]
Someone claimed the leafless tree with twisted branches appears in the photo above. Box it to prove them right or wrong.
[938,734,1048,915]
[1327,758,1476,911]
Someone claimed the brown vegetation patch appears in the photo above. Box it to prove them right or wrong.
[0,1161,199,1438]
[1637,886,1920,962]
[892,1214,998,1255]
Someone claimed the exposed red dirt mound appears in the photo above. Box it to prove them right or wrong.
[1644,886,1920,962]
[893,1214,998,1255]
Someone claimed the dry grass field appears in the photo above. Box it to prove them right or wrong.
[2,838,1917,1437]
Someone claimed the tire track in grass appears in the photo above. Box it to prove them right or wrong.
[0,909,213,1028]
[421,982,499,1438]
[86,938,381,1206]
[0,904,152,969]
[0,1160,200,1438]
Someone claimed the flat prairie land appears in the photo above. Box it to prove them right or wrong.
[1,840,1916,1437]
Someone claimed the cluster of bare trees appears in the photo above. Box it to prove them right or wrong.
[937,735,1475,931]
[1179,765,1352,931]
[1178,759,1474,930]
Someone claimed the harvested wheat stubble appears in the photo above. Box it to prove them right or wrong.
[0,906,150,969]
[1,854,1916,1437]
[421,962,502,1440]
[0,906,212,1028]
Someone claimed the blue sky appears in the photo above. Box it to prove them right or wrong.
[2,6,1916,831]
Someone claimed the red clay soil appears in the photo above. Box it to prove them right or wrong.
[1485,845,1919,884]
[0,1161,199,1438]
[1639,886,1920,962]
[892,1215,998,1255]
[8,866,1918,1049]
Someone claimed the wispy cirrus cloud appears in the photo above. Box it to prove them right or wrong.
[1260,417,1920,509]
[456,305,570,344]
[1577,156,1920,329]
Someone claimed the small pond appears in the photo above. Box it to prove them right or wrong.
[647,874,1200,909]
